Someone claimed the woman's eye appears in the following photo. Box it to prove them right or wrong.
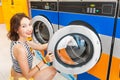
[21,25,27,28]
[22,25,25,28]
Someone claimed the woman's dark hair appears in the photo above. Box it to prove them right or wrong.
[7,13,30,41]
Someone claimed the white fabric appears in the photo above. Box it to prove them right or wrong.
[57,36,78,50]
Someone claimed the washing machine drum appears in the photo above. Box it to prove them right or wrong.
[47,25,102,74]
[32,16,54,44]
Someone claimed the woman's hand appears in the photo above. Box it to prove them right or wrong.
[45,52,54,63]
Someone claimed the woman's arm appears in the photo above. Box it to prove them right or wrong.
[14,44,45,79]
[27,41,48,50]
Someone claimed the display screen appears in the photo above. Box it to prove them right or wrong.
[102,4,113,14]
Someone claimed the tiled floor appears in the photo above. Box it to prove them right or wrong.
[0,24,11,80]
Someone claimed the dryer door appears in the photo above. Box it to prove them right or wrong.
[32,16,54,44]
[48,25,102,74]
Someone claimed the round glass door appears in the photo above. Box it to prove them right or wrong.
[32,16,54,44]
[48,25,102,74]
[56,34,93,67]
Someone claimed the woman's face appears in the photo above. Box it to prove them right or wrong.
[17,17,33,39]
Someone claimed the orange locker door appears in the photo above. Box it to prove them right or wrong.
[0,6,4,24]
[0,0,4,24]
[2,0,29,31]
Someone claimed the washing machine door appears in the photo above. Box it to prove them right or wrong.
[32,16,54,44]
[48,25,102,74]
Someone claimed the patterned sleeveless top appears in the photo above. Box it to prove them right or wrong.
[10,41,33,73]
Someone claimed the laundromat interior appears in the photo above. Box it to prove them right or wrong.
[0,0,120,80]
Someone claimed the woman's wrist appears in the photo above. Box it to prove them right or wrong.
[36,65,40,71]
[37,60,45,70]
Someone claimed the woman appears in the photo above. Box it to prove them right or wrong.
[7,13,57,80]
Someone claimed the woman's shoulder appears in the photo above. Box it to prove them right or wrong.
[12,41,27,59]
[12,41,26,51]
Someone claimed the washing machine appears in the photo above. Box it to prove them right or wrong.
[30,0,58,44]
[30,0,120,80]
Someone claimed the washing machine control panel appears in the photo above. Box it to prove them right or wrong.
[59,2,116,17]
[31,2,57,11]
[86,4,113,15]
[30,1,116,17]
